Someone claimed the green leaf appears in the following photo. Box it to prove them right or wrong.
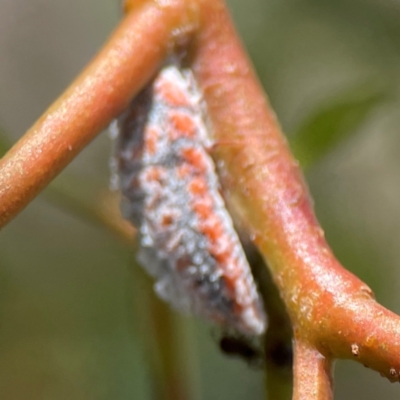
[290,83,387,169]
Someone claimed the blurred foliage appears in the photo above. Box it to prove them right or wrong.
[1,0,400,399]
[0,126,8,156]
[290,82,387,168]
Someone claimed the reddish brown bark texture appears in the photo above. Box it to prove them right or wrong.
[191,0,400,393]
[293,340,333,400]
[1,0,400,398]
[0,0,194,227]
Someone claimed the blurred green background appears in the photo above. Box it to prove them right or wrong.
[1,0,400,398]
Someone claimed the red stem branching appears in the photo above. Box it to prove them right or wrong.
[1,0,400,398]
[293,339,333,400]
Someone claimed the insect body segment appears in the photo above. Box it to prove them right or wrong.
[112,63,266,336]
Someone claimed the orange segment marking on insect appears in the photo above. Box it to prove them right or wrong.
[144,127,161,155]
[180,147,208,172]
[167,110,197,140]
[155,77,191,107]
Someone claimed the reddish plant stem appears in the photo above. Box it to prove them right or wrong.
[1,0,400,392]
[193,0,400,383]
[0,0,195,228]
[293,339,333,400]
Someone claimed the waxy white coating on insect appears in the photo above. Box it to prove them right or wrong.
[111,63,266,335]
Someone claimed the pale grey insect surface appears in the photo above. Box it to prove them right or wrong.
[111,63,266,336]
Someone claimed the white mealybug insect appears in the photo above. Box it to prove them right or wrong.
[110,61,266,336]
